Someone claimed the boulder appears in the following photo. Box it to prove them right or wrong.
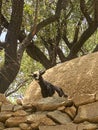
[19,123,30,130]
[39,122,98,130]
[95,91,98,101]
[0,102,2,108]
[32,97,70,111]
[13,105,23,111]
[74,101,98,123]
[12,110,28,117]
[39,123,77,130]
[72,93,95,107]
[27,112,55,129]
[1,104,14,112]
[0,122,5,129]
[23,52,98,102]
[47,110,72,124]
[5,117,27,127]
[0,112,13,122]
[0,94,6,102]
[64,105,77,119]
[77,121,98,130]
[4,128,21,130]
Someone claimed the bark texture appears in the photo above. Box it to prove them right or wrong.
[0,0,24,93]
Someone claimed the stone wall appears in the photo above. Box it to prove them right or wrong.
[1,92,98,130]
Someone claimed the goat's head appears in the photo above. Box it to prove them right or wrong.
[30,70,45,80]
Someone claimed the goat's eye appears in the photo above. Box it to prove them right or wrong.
[33,74,37,77]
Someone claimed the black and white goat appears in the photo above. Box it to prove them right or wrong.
[30,70,68,98]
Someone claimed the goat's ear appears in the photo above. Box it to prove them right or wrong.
[39,70,46,75]
[28,73,34,77]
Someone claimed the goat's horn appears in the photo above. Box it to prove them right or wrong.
[28,74,34,77]
[39,70,45,75]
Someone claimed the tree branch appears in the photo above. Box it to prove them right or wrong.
[66,0,73,19]
[55,0,65,16]
[67,23,98,60]
[62,32,71,49]
[26,42,52,69]
[80,0,92,25]
[94,0,98,23]
[0,41,6,50]
[5,78,29,97]
[1,14,26,42]
[93,44,98,53]
[1,14,9,28]
[72,20,81,44]
[17,0,65,63]
[0,0,2,34]
[0,0,2,25]
[66,0,98,60]
[40,36,50,51]
[57,47,66,62]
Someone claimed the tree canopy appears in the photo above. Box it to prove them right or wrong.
[0,0,98,94]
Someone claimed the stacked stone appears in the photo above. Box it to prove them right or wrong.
[0,93,98,130]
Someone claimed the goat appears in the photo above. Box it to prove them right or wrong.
[30,70,68,98]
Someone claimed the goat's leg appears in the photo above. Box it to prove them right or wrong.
[41,86,55,98]
[54,86,68,97]
[41,89,49,98]
[59,88,68,97]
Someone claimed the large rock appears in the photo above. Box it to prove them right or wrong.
[77,121,98,130]
[13,110,28,117]
[1,104,14,112]
[64,105,77,119]
[47,110,72,124]
[32,97,70,111]
[39,122,98,130]
[0,112,13,122]
[74,101,98,123]
[19,123,30,130]
[72,93,95,107]
[5,117,27,127]
[39,123,77,130]
[0,94,6,103]
[27,112,55,129]
[4,128,21,130]
[23,52,98,102]
[0,122,5,129]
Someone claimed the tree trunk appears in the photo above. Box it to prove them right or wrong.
[67,23,98,60]
[26,43,52,69]
[0,0,2,25]
[0,0,24,93]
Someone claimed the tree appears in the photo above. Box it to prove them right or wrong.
[26,0,98,64]
[0,0,24,93]
[0,0,98,94]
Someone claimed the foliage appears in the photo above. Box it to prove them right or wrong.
[0,50,4,67]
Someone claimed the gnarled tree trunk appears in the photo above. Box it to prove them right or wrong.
[0,0,24,93]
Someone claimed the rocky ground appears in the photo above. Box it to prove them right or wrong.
[1,52,98,130]
[0,92,98,130]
